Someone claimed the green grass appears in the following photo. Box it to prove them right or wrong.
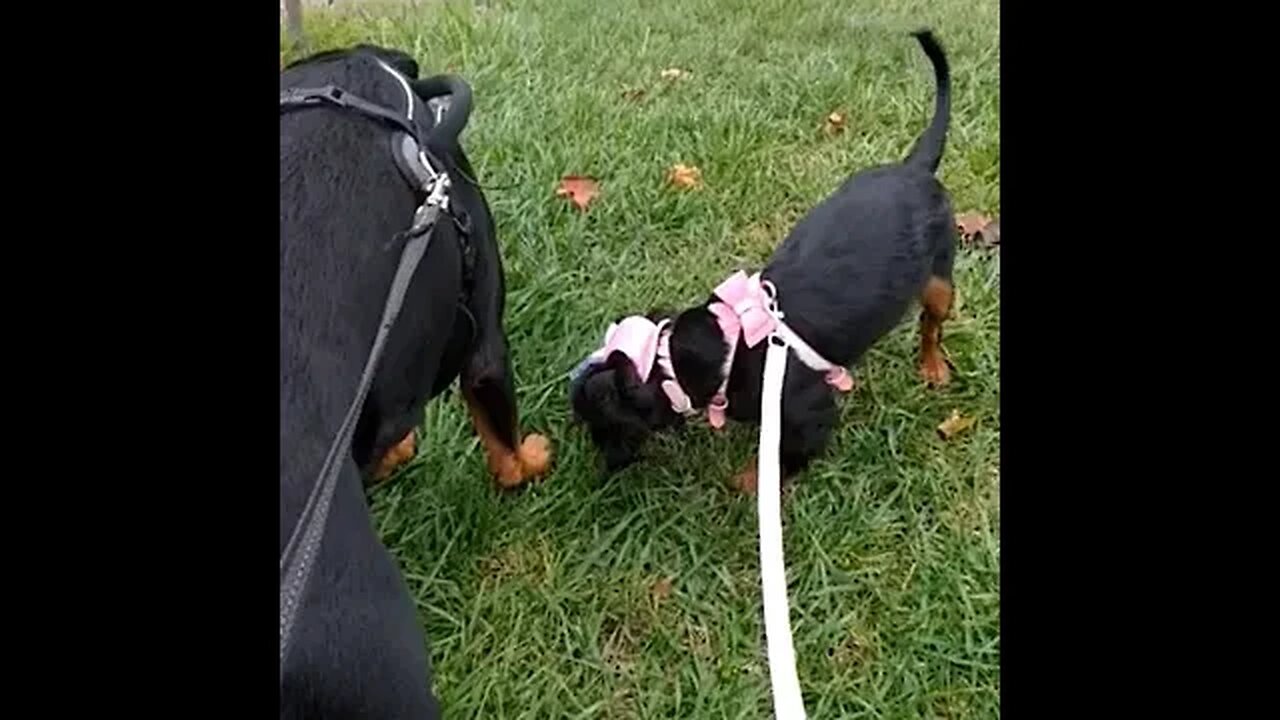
[284,0,999,716]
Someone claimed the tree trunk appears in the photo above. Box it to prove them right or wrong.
[283,0,304,45]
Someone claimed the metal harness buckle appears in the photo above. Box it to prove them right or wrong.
[407,173,452,237]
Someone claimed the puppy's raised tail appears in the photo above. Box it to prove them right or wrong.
[902,29,951,175]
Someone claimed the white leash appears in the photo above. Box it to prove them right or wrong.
[758,332,808,719]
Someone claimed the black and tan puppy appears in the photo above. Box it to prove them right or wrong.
[571,30,956,492]
[280,45,549,719]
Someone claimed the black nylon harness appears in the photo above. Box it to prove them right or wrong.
[277,62,476,677]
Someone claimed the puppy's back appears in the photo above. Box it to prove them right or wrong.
[764,165,951,364]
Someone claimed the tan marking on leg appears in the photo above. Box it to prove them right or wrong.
[463,392,554,489]
[919,275,953,386]
[464,393,525,488]
[370,431,416,484]
[733,456,759,495]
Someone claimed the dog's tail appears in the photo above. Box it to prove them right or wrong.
[902,29,951,175]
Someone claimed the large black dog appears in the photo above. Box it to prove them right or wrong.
[571,30,957,492]
[280,45,550,718]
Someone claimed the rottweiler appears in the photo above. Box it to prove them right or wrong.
[280,44,550,718]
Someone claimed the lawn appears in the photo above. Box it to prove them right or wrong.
[282,0,1000,716]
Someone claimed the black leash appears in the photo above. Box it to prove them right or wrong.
[278,193,445,672]
[278,59,469,676]
[276,194,445,666]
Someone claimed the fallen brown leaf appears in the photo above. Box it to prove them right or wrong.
[823,111,847,136]
[666,163,703,190]
[955,212,991,240]
[660,67,689,81]
[622,87,647,102]
[956,212,1001,250]
[937,410,976,440]
[975,218,1000,248]
[650,576,674,606]
[555,175,600,211]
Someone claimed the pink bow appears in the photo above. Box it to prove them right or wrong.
[710,271,777,348]
[589,316,663,382]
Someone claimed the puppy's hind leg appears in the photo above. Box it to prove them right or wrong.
[919,275,954,386]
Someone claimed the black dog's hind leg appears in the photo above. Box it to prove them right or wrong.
[371,428,417,482]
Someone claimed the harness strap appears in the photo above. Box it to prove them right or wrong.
[280,85,423,138]
[281,83,453,190]
[279,200,444,672]
[281,78,479,295]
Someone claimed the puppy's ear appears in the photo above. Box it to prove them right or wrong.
[571,351,660,475]
[607,351,655,413]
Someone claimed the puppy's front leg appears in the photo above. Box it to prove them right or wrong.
[733,455,761,494]
[461,357,552,489]
[734,377,837,495]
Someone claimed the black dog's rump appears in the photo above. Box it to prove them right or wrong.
[572,30,957,487]
[280,45,541,719]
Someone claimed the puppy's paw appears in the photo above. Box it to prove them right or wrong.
[518,433,553,479]
[732,466,758,495]
[371,431,416,483]
[919,352,951,387]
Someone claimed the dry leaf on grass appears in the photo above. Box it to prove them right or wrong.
[937,410,976,440]
[955,212,1000,249]
[976,218,1000,247]
[822,111,847,136]
[660,67,689,81]
[955,212,990,239]
[666,163,703,190]
[622,87,647,102]
[650,576,674,606]
[555,175,600,211]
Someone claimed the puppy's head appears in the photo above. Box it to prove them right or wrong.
[571,350,680,475]
[668,306,732,408]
